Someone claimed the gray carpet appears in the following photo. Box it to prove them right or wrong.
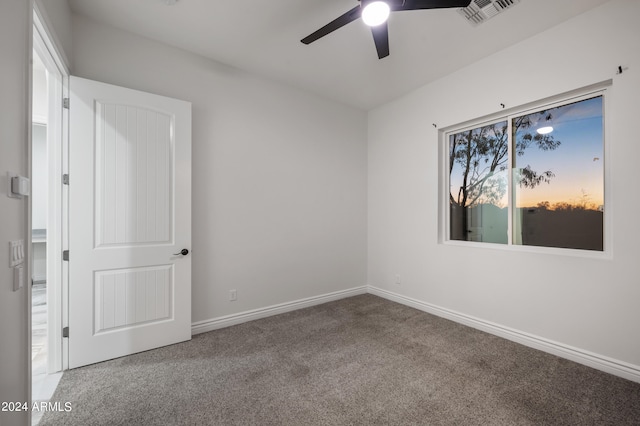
[40,294,640,425]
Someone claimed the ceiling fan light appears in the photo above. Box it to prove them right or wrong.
[536,126,553,135]
[362,1,390,27]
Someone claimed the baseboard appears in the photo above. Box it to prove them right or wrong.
[190,284,640,383]
[368,286,640,384]
[191,286,368,335]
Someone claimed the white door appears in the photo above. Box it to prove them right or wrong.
[68,76,191,368]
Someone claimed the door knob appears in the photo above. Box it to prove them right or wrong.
[173,249,189,256]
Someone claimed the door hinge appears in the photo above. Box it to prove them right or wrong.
[63,174,69,185]
[63,97,70,109]
[62,327,69,338]
[63,250,69,261]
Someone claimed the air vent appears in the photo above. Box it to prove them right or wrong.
[458,0,521,26]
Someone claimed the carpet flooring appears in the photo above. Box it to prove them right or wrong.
[40,294,640,425]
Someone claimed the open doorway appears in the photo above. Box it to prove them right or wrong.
[31,7,68,424]
[31,50,59,425]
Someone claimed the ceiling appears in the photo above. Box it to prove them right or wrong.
[68,0,611,110]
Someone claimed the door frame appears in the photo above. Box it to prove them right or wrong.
[33,4,70,372]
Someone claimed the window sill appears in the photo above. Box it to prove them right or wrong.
[442,239,612,260]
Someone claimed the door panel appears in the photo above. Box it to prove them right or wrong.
[69,76,191,368]
[93,265,172,334]
[95,103,173,247]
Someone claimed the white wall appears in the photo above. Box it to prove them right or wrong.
[32,123,48,231]
[0,0,31,424]
[32,62,48,122]
[368,0,640,376]
[72,14,368,323]
[32,123,48,283]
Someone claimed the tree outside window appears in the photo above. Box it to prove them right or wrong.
[448,95,603,251]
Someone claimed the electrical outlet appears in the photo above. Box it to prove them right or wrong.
[395,274,401,285]
[229,289,237,301]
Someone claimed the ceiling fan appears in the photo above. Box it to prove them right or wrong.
[301,0,472,59]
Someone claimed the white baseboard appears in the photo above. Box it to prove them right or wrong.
[368,285,640,384]
[190,284,640,384]
[191,286,368,335]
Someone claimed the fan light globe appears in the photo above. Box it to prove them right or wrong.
[362,1,390,27]
[536,126,554,135]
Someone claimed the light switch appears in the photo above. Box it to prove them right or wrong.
[13,265,24,291]
[9,239,24,267]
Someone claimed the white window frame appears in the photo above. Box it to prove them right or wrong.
[440,82,612,259]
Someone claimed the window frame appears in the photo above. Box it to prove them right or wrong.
[440,83,612,258]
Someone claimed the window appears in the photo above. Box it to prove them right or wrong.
[446,90,605,252]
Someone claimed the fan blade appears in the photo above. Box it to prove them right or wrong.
[301,5,362,45]
[371,22,390,59]
[390,0,472,11]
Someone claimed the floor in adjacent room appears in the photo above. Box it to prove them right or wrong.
[32,283,62,425]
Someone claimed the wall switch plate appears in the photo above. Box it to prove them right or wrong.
[395,274,401,285]
[229,289,237,301]
[9,239,25,267]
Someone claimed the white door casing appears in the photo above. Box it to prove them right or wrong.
[68,76,191,368]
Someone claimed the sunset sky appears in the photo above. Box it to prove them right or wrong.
[514,96,603,208]
[449,96,604,210]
